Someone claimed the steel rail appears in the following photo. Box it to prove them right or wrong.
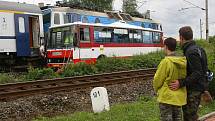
[0,68,156,101]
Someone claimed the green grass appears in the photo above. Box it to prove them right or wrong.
[33,97,215,121]
[199,101,215,116]
[0,73,25,84]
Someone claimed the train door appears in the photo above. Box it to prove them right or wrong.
[29,16,40,48]
[29,16,41,57]
[14,14,30,56]
[78,26,92,60]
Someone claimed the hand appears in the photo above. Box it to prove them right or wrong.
[169,80,180,91]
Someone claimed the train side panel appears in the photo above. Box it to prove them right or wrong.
[0,12,16,53]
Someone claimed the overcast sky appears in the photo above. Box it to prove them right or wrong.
[2,0,215,39]
[113,0,215,39]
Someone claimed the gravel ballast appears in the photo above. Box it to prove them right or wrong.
[0,78,154,121]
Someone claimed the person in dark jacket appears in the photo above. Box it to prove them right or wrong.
[169,26,208,121]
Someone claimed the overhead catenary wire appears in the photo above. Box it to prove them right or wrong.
[135,0,184,18]
[136,0,147,10]
[182,0,205,10]
[179,0,210,40]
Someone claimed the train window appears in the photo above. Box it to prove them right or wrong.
[128,29,142,43]
[80,28,90,42]
[152,32,161,44]
[156,25,159,30]
[56,32,62,47]
[113,28,129,43]
[54,13,60,24]
[71,13,81,22]
[141,23,145,28]
[50,32,56,48]
[50,27,74,48]
[142,31,160,44]
[133,30,142,43]
[142,31,153,44]
[82,16,89,23]
[148,24,152,29]
[18,17,25,33]
[94,27,112,43]
[64,14,69,24]
[151,23,157,30]
[94,27,101,42]
[95,18,100,23]
[63,31,73,46]
[129,30,134,43]
[43,13,51,24]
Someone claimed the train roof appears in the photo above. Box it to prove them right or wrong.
[50,21,162,32]
[0,1,41,14]
[47,7,160,24]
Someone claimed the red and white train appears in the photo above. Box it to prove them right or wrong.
[47,21,163,68]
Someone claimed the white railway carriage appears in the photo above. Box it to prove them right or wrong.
[47,21,163,68]
[0,1,44,68]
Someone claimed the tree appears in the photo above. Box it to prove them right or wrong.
[62,0,113,12]
[122,0,143,18]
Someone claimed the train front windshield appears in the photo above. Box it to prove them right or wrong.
[48,26,76,49]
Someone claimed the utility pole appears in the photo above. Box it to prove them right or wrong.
[206,0,209,41]
[200,19,203,39]
[181,0,209,40]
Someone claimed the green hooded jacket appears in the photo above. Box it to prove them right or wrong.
[153,56,187,106]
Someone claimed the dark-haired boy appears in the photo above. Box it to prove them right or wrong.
[153,37,187,121]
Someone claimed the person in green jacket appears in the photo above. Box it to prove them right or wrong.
[153,37,187,121]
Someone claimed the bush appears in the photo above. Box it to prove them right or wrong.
[196,40,215,98]
[95,51,164,73]
[95,57,133,73]
[131,51,164,69]
[61,51,164,76]
[196,40,215,54]
[25,67,59,81]
[0,73,25,84]
[209,36,215,44]
[62,62,97,77]
[0,73,16,84]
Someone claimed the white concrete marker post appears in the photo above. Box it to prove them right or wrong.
[90,87,110,113]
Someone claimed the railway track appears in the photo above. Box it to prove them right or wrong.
[0,68,156,101]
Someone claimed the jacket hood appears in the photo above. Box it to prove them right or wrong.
[166,56,186,69]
